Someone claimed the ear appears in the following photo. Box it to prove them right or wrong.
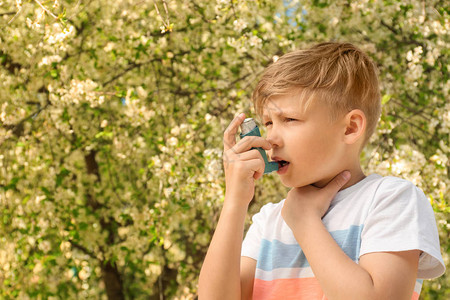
[343,109,366,145]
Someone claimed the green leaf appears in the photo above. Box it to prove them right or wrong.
[56,168,70,187]
[5,177,20,191]
[22,194,30,204]
[79,222,89,230]
[381,94,392,105]
[95,131,113,139]
[50,69,59,79]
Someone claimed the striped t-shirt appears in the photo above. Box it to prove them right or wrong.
[242,174,445,299]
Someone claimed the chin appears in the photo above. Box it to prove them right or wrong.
[279,178,294,188]
[280,178,310,189]
[286,174,332,188]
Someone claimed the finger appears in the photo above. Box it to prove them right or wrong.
[223,149,266,167]
[246,158,265,180]
[223,150,265,178]
[232,136,272,154]
[223,113,246,152]
[239,149,266,161]
[325,171,351,196]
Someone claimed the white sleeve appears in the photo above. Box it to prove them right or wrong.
[241,204,271,260]
[360,177,445,279]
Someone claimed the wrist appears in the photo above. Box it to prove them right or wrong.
[223,193,251,211]
[222,199,249,213]
[218,199,249,228]
[290,214,323,237]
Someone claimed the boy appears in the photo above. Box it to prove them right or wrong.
[198,42,445,299]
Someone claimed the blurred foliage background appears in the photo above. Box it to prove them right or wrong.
[0,0,448,299]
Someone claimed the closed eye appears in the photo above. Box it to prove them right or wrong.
[264,118,297,127]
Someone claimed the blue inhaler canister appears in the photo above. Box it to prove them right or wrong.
[239,118,279,174]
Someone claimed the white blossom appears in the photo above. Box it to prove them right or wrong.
[38,55,62,67]
[233,19,247,32]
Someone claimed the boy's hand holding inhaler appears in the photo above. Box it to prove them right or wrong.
[222,113,278,208]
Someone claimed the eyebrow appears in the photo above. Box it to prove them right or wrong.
[262,110,299,120]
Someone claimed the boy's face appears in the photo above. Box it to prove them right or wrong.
[262,93,349,188]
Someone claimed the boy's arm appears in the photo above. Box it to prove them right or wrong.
[198,113,270,299]
[282,172,420,300]
[198,200,255,299]
[293,217,419,300]
[241,256,257,299]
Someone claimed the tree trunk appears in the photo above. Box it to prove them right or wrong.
[85,150,125,300]
[102,261,125,300]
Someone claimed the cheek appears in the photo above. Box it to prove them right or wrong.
[291,129,324,148]
[290,130,336,160]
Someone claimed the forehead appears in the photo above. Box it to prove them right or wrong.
[262,93,311,118]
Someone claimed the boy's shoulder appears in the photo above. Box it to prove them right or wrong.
[357,173,419,188]
[376,174,420,186]
[333,174,430,218]
[370,174,426,198]
[338,173,423,198]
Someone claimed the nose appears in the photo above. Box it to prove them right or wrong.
[265,127,282,149]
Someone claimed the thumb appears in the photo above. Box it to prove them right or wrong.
[325,171,351,195]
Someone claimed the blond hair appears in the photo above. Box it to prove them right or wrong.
[252,42,381,148]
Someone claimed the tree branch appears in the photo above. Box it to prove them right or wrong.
[33,0,58,19]
[380,19,425,48]
[391,98,432,121]
[7,7,22,25]
[0,11,16,17]
[69,240,97,259]
[102,50,190,86]
[380,19,400,35]
[388,112,431,136]
[0,101,50,138]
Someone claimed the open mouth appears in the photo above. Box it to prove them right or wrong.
[277,160,290,168]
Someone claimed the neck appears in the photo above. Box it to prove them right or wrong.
[312,167,366,190]
[340,169,366,190]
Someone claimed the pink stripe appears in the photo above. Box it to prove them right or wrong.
[253,278,326,300]
[253,278,421,299]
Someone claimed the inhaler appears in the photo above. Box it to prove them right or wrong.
[239,118,279,174]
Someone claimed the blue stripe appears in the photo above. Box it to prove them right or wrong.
[257,225,364,271]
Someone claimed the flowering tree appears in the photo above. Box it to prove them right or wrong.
[0,0,448,299]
